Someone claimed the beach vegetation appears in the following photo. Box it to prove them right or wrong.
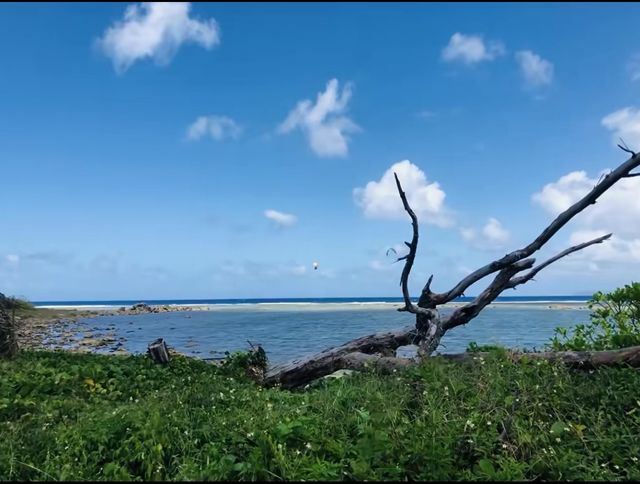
[2,344,640,481]
[549,282,640,351]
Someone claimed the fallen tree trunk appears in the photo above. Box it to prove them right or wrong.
[442,345,640,369]
[264,326,418,388]
[264,148,640,389]
[265,345,640,389]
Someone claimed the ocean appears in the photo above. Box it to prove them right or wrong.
[33,295,590,308]
[36,297,592,363]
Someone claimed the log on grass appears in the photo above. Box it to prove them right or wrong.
[265,343,640,389]
[264,326,419,388]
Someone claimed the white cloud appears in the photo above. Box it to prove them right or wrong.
[289,265,307,276]
[277,79,360,157]
[98,2,220,73]
[416,110,437,119]
[533,169,640,263]
[369,259,399,272]
[353,160,453,227]
[441,33,505,65]
[264,209,298,228]
[602,107,640,151]
[4,254,19,266]
[628,54,640,82]
[186,115,242,141]
[217,260,312,279]
[515,50,554,87]
[460,218,511,250]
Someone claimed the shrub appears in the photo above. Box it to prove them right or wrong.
[0,293,19,358]
[549,282,640,351]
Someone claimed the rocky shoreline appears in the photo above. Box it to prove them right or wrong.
[16,303,199,356]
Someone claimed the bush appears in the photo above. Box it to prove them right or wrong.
[0,293,20,358]
[549,282,640,351]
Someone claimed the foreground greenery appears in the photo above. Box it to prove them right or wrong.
[2,283,640,481]
[2,348,640,481]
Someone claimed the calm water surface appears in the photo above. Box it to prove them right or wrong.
[77,304,588,363]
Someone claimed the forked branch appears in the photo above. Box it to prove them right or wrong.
[424,150,640,305]
[507,233,612,289]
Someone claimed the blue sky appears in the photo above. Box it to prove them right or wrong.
[2,2,640,301]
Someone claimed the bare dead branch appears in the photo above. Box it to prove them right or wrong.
[393,172,433,316]
[507,233,612,289]
[428,152,640,305]
[443,259,535,331]
[618,138,636,157]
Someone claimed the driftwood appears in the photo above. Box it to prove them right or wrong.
[148,338,170,364]
[267,346,640,389]
[442,345,640,368]
[264,146,640,388]
[265,327,418,388]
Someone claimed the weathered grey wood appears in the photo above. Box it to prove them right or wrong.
[441,345,640,369]
[264,326,418,388]
[426,152,640,306]
[148,338,170,365]
[262,149,639,388]
[443,259,535,331]
[267,345,640,389]
[506,233,612,289]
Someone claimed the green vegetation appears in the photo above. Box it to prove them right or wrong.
[2,285,640,481]
[2,349,640,481]
[550,282,640,351]
[0,293,25,358]
[3,296,35,314]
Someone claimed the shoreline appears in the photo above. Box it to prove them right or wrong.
[34,300,590,311]
[16,301,589,358]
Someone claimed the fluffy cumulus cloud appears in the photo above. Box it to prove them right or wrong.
[277,79,360,157]
[460,218,511,250]
[602,107,640,150]
[532,169,640,263]
[186,115,242,141]
[441,33,505,65]
[264,209,297,228]
[353,160,453,227]
[515,50,554,88]
[98,2,220,73]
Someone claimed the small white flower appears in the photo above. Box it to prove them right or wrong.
[555,437,561,443]
[502,443,508,449]
[305,442,312,450]
[487,421,492,426]
[247,432,254,438]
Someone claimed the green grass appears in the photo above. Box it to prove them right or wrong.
[2,350,640,481]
